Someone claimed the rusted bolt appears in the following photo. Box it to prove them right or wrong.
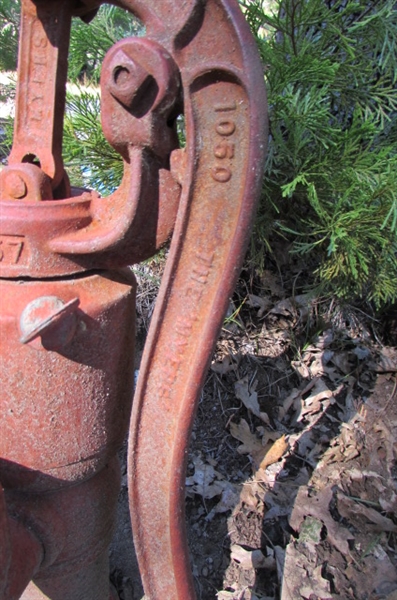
[107,49,154,111]
[3,172,27,199]
[20,296,80,350]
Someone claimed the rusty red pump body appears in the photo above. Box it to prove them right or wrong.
[0,0,267,598]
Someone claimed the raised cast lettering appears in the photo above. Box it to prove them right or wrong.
[211,166,232,183]
[216,120,236,136]
[214,101,237,112]
[0,236,26,265]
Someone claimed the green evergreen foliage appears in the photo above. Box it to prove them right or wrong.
[242,0,397,307]
[0,0,19,71]
[67,4,143,83]
[63,5,142,193]
[63,88,123,194]
[0,2,142,77]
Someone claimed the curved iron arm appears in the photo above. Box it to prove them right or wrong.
[126,0,268,597]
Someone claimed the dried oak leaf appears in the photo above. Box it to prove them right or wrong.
[337,491,397,533]
[281,544,332,600]
[297,378,334,422]
[229,419,266,459]
[185,456,229,500]
[235,377,270,424]
[345,546,397,598]
[289,487,354,555]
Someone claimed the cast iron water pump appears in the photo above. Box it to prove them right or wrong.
[0,0,267,598]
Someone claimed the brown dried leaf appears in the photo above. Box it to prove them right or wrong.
[235,377,270,424]
[337,492,397,532]
[257,435,289,471]
[289,487,354,555]
[369,346,397,372]
[279,388,300,420]
[281,543,332,600]
[229,419,266,459]
[185,456,228,500]
[239,480,263,509]
[207,484,241,520]
[345,545,397,598]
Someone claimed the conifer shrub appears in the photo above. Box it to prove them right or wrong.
[0,0,19,72]
[243,0,397,307]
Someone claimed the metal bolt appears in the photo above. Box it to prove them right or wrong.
[4,172,27,199]
[20,296,80,350]
[107,49,154,110]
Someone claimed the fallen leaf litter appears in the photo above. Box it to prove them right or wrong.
[110,259,397,600]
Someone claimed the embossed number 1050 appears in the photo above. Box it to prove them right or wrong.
[211,101,236,183]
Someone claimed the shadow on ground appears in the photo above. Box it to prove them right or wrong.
[109,270,397,600]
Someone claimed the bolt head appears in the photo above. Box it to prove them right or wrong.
[107,50,153,110]
[4,172,27,199]
[20,296,79,350]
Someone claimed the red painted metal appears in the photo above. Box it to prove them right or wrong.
[127,2,267,597]
[0,0,267,598]
[0,272,136,491]
[0,271,136,600]
[9,0,72,196]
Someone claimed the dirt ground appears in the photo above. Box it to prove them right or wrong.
[109,256,397,600]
